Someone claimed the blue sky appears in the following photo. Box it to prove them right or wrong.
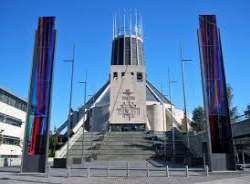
[1,0,249,129]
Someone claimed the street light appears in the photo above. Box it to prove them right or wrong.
[64,44,76,176]
[0,130,4,145]
[88,94,94,105]
[180,45,192,150]
[0,129,4,161]
[168,69,177,162]
[79,71,88,105]
[79,71,88,164]
[53,126,57,157]
[10,149,13,167]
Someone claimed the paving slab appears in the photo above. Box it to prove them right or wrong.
[0,167,250,184]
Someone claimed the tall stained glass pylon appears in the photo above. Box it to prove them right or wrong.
[21,17,56,173]
[198,15,235,170]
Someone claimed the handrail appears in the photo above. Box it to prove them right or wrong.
[55,117,85,158]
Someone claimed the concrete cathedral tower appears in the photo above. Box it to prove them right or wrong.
[109,11,147,131]
[55,11,189,137]
[55,12,192,160]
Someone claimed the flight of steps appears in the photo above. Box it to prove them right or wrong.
[97,132,155,161]
[68,132,105,162]
[67,130,195,164]
[68,131,156,162]
[153,131,188,162]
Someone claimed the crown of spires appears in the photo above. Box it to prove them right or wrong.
[112,9,143,40]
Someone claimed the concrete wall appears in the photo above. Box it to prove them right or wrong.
[89,105,109,131]
[232,119,250,138]
[147,104,164,131]
[188,132,208,158]
[110,65,147,125]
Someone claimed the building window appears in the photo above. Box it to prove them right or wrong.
[0,90,27,112]
[131,72,134,79]
[0,112,22,127]
[2,136,20,146]
[121,72,125,78]
[137,72,143,82]
[113,72,118,80]
[0,114,4,122]
[5,117,22,127]
[0,93,8,104]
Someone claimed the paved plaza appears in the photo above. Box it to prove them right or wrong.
[0,166,250,184]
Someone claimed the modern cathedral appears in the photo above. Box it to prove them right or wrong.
[20,14,239,172]
[56,15,188,135]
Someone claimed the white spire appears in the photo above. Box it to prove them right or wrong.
[112,16,115,39]
[123,9,126,35]
[114,14,117,37]
[139,14,143,37]
[112,9,143,38]
[129,10,132,36]
[135,8,138,37]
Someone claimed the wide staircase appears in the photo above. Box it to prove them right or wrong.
[68,131,155,162]
[65,130,194,164]
[153,131,189,163]
[97,132,155,161]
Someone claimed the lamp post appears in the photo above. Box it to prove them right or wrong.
[10,149,13,167]
[53,126,57,157]
[168,69,177,162]
[79,71,87,105]
[0,130,3,145]
[0,130,4,160]
[64,44,75,175]
[88,94,94,106]
[180,46,192,150]
[79,71,87,164]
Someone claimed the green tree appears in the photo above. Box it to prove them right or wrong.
[48,132,57,157]
[227,85,238,121]
[178,117,192,133]
[178,119,187,132]
[191,106,206,132]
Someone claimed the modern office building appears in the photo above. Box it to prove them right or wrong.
[0,87,27,166]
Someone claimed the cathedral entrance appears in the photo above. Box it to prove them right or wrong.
[110,124,145,132]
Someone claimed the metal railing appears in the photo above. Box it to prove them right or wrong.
[61,161,209,178]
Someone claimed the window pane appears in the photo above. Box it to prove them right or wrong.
[137,72,143,82]
[113,72,118,80]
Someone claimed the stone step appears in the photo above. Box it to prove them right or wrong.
[82,144,153,149]
[70,147,154,153]
[69,150,155,156]
[96,155,153,161]
[72,140,183,145]
[64,130,190,162]
[71,141,154,147]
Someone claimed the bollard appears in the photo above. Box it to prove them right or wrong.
[127,162,129,177]
[46,164,50,178]
[67,167,71,178]
[146,161,149,177]
[166,165,169,177]
[87,167,90,178]
[205,165,209,176]
[242,151,246,169]
[107,162,110,177]
[185,165,189,177]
